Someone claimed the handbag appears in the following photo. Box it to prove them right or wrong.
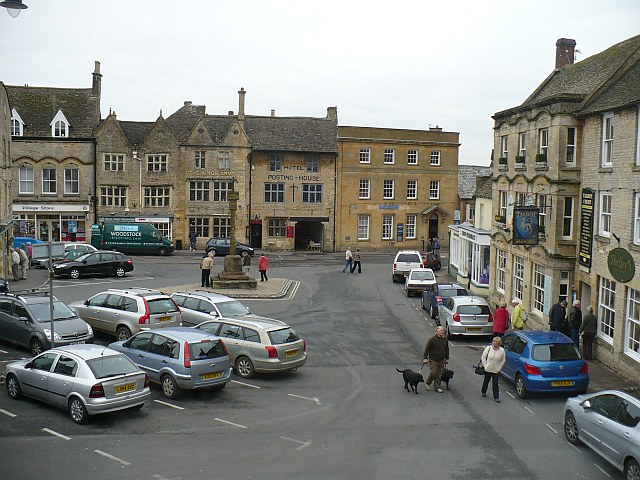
[473,357,485,375]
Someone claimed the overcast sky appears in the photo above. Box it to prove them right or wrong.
[2,1,639,165]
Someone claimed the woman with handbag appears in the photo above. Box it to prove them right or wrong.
[480,337,506,403]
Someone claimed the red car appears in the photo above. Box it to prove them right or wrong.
[420,252,442,270]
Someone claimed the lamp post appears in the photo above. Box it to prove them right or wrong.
[1,0,27,17]
[133,147,142,213]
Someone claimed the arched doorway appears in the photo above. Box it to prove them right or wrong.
[428,213,439,241]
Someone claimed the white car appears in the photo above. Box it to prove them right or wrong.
[404,268,436,297]
[392,250,424,283]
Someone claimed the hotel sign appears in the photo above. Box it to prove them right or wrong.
[608,248,635,283]
[578,188,595,269]
[512,207,539,245]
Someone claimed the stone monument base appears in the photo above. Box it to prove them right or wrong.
[211,255,257,289]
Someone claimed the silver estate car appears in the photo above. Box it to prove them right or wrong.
[195,317,306,379]
[438,296,494,339]
[4,344,150,424]
[564,390,640,478]
[69,287,181,340]
[108,327,233,399]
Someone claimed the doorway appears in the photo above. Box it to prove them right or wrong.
[250,222,262,249]
[294,221,323,249]
[38,216,61,242]
[428,214,439,242]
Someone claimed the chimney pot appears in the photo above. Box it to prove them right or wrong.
[238,87,246,122]
[555,38,577,69]
[184,101,192,106]
[326,106,338,121]
[271,109,276,117]
[228,111,234,116]
[92,60,102,97]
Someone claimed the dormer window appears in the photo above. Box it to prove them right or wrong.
[11,108,24,136]
[50,110,70,138]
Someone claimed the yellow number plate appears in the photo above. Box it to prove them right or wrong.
[159,316,172,322]
[115,382,136,394]
[201,372,222,380]
[466,327,482,332]
[285,349,299,358]
[551,380,574,387]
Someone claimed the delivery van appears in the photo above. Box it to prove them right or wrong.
[91,222,174,255]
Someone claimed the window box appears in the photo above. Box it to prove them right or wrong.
[498,157,508,165]
[536,153,547,163]
[515,155,526,164]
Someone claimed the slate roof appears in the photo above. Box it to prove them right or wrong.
[118,120,155,147]
[458,165,492,199]
[6,86,100,137]
[244,115,338,154]
[579,55,640,115]
[475,175,493,199]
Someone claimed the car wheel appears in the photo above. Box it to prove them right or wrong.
[116,326,132,341]
[235,356,255,379]
[515,373,529,399]
[6,374,22,399]
[158,247,167,256]
[114,266,126,277]
[446,324,453,340]
[625,458,640,480]
[30,338,44,356]
[430,304,437,320]
[421,297,426,310]
[69,268,81,279]
[564,411,581,445]
[161,374,181,399]
[406,289,411,298]
[69,397,89,424]
[392,275,397,283]
[209,249,217,257]
[436,262,442,270]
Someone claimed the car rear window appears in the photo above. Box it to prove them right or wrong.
[147,298,180,314]
[441,288,468,297]
[410,271,435,281]
[457,305,490,315]
[268,327,300,345]
[397,254,421,263]
[189,339,227,359]
[87,354,140,379]
[532,343,581,361]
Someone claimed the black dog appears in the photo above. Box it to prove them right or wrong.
[396,368,424,394]
[441,367,454,390]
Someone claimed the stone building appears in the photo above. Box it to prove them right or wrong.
[336,126,459,252]
[0,82,12,278]
[7,62,102,243]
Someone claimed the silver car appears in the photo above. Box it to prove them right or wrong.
[108,327,232,399]
[69,287,181,340]
[564,390,640,478]
[195,317,307,379]
[4,344,150,424]
[438,296,494,339]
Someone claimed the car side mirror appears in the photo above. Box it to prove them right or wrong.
[84,300,89,306]
[83,260,88,264]
[25,361,33,369]
[19,316,30,323]
[210,312,219,317]
[580,400,591,410]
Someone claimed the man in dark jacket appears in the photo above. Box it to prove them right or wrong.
[569,300,582,347]
[423,326,449,393]
[549,300,568,331]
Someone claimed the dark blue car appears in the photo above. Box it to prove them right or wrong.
[500,330,589,399]
[421,282,468,321]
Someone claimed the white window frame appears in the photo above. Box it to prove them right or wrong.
[496,248,506,292]
[499,191,508,218]
[264,183,284,203]
[99,186,127,207]
[212,180,233,202]
[18,165,34,194]
[429,180,440,200]
[357,215,369,240]
[407,150,418,165]
[405,215,416,239]
[218,151,230,170]
[147,154,167,172]
[359,148,370,164]
[501,135,508,160]
[305,155,319,173]
[189,217,209,237]
[144,186,171,207]
[559,271,570,305]
[538,128,548,157]
[562,197,573,239]
[50,110,70,138]
[269,154,282,172]
[634,192,640,245]
[518,132,526,158]
[189,181,210,202]
[625,288,640,360]
[384,149,395,164]
[212,217,231,238]
[598,276,616,343]
[64,166,79,194]
[602,112,614,167]
[104,154,124,171]
[42,166,57,195]
[406,179,417,200]
[566,127,576,165]
[382,214,394,240]
[383,179,394,199]
[636,106,640,166]
[599,191,612,237]
[537,194,547,235]
[195,151,206,169]
[302,184,323,204]
[430,151,440,165]
[532,263,545,313]
[11,108,24,136]
[512,255,524,302]
[359,179,370,199]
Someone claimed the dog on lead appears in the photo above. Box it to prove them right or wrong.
[441,366,454,390]
[396,368,424,394]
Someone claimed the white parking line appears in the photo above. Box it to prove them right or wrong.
[42,428,71,440]
[0,408,17,417]
[506,391,516,400]
[524,406,535,415]
[154,400,184,410]
[545,423,558,434]
[94,449,131,466]
[54,277,154,288]
[594,464,611,478]
[231,380,261,389]
[567,441,581,453]
[280,436,312,451]
[288,281,300,299]
[288,393,321,405]
[214,418,248,429]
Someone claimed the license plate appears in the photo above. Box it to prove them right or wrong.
[159,316,172,322]
[115,382,136,394]
[466,327,482,332]
[551,380,574,387]
[70,340,85,345]
[286,349,299,357]
[201,372,222,380]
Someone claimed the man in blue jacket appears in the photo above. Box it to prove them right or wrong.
[549,300,568,331]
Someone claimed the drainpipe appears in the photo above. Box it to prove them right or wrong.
[92,138,98,224]
[248,151,252,246]
[333,151,337,253]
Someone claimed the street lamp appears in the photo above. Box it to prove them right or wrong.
[132,147,142,213]
[1,0,28,17]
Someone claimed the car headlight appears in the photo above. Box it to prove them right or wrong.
[43,329,62,341]
[86,324,93,336]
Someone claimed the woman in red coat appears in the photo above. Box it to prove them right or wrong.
[258,253,269,282]
[492,301,510,337]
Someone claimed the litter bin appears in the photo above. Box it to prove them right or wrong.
[176,239,182,251]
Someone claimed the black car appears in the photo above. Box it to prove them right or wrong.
[52,251,134,279]
[205,238,254,256]
[421,282,469,321]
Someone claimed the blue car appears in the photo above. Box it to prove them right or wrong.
[421,282,468,321]
[500,330,589,399]
[13,236,44,248]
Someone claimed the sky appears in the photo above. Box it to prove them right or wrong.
[1,1,639,165]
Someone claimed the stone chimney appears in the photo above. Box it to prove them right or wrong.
[92,60,102,97]
[326,106,337,121]
[238,87,246,122]
[555,38,576,69]
[271,109,276,117]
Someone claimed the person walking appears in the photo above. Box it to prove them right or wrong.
[9,247,20,281]
[481,336,506,403]
[18,246,29,280]
[200,252,214,288]
[188,230,197,251]
[580,305,597,360]
[258,253,269,282]
[342,247,353,273]
[422,326,449,393]
[26,242,33,268]
[511,298,526,330]
[350,248,362,274]
[492,301,510,337]
[549,300,568,332]
[242,251,251,274]
[569,300,582,347]
[432,237,440,255]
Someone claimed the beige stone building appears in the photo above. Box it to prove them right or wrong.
[0,82,12,278]
[337,126,459,252]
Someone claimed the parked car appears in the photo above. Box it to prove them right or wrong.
[170,291,283,327]
[392,250,424,283]
[0,291,94,356]
[195,317,306,379]
[52,250,134,279]
[68,287,181,341]
[421,283,469,321]
[564,390,640,478]
[4,344,150,424]
[500,330,589,399]
[438,296,493,339]
[12,237,44,249]
[33,243,98,268]
[404,268,437,297]
[420,251,442,270]
[205,238,254,257]
[108,328,232,399]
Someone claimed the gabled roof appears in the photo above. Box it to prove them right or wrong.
[458,165,492,199]
[244,115,338,154]
[118,120,155,147]
[6,85,99,137]
[475,175,493,199]
[579,55,640,115]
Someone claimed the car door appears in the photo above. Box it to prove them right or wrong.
[48,355,79,407]
[179,297,203,327]
[101,294,124,333]
[98,252,116,275]
[121,332,155,379]
[81,252,101,276]
[20,352,58,400]
[0,298,14,342]
[144,333,173,378]
[510,337,528,378]
[12,301,36,348]
[217,323,245,362]
[600,397,640,467]
[500,334,518,380]
[579,394,623,460]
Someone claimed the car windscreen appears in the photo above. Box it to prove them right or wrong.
[532,343,582,361]
[147,298,180,314]
[397,254,421,263]
[268,327,301,345]
[189,339,227,360]
[30,301,79,322]
[73,252,92,262]
[410,271,435,281]
[216,300,251,316]
[457,305,490,315]
[87,354,140,379]
[441,288,468,298]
